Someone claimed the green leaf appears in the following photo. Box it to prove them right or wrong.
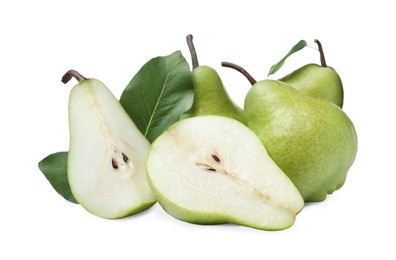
[38,152,78,204]
[120,51,194,142]
[268,40,307,77]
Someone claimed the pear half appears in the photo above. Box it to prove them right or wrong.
[67,76,155,219]
[146,116,304,230]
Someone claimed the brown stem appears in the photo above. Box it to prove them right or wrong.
[221,62,257,85]
[314,39,327,67]
[61,70,86,84]
[186,34,199,69]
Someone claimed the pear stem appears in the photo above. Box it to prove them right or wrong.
[61,70,86,84]
[314,39,327,67]
[186,34,199,69]
[221,62,257,85]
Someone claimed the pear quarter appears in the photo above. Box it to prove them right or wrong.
[68,79,155,219]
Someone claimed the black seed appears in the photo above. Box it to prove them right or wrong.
[212,154,220,162]
[112,158,118,169]
[122,153,129,163]
[195,162,217,173]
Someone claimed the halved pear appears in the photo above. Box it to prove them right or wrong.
[146,116,304,230]
[65,71,155,219]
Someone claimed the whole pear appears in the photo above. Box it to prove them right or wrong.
[244,79,357,201]
[182,35,244,123]
[279,40,344,107]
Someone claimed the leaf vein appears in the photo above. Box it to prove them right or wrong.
[144,64,174,136]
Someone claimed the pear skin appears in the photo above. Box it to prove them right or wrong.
[244,80,357,202]
[183,65,245,123]
[279,63,344,107]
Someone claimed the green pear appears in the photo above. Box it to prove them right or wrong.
[182,35,244,123]
[146,115,304,230]
[222,62,357,202]
[279,40,344,107]
[63,70,155,219]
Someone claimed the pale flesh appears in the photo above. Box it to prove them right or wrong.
[147,116,304,230]
[68,79,155,219]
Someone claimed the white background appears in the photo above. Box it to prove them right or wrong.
[1,0,394,259]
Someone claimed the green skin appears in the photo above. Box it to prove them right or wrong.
[147,175,292,231]
[279,64,344,108]
[244,80,357,202]
[182,66,245,123]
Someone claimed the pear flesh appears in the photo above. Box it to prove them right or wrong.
[147,116,304,230]
[68,78,155,219]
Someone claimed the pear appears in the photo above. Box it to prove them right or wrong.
[63,70,155,219]
[279,40,344,107]
[222,62,357,202]
[182,34,244,123]
[146,115,304,231]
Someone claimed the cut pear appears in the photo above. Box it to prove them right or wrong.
[66,73,155,219]
[147,116,304,230]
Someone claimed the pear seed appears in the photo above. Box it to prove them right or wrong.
[212,154,220,162]
[112,158,118,169]
[195,162,217,172]
[122,153,129,163]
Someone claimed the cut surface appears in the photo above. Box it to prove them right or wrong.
[147,116,304,230]
[68,79,155,219]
